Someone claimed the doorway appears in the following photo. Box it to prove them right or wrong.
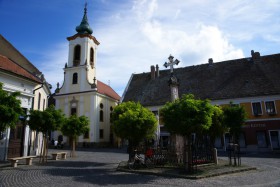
[269,130,280,150]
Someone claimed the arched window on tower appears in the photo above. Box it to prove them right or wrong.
[73,45,81,66]
[90,47,94,68]
[72,73,78,84]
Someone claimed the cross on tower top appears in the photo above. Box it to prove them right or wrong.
[163,55,180,73]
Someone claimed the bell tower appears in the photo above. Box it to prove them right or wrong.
[60,3,100,94]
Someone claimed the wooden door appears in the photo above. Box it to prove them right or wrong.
[7,122,24,158]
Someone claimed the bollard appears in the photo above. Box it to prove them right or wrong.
[213,148,218,164]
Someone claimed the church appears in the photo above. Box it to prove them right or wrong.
[53,5,120,147]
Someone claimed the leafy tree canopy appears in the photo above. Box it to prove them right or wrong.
[61,115,90,139]
[160,94,214,136]
[28,105,65,133]
[0,82,23,132]
[223,103,246,142]
[61,115,90,157]
[207,105,226,144]
[112,101,157,146]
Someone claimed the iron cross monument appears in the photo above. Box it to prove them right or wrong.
[164,55,180,101]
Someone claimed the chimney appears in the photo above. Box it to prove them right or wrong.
[251,50,261,61]
[208,58,213,64]
[151,65,155,80]
[156,64,159,77]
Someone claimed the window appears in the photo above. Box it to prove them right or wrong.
[72,73,78,84]
[100,103,104,122]
[73,45,81,66]
[252,102,262,116]
[265,101,276,115]
[100,110,104,122]
[43,99,45,110]
[109,106,113,123]
[90,47,94,67]
[38,93,41,110]
[99,129,104,139]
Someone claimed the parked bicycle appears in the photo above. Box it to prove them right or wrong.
[128,150,155,170]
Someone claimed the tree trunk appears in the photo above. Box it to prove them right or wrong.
[183,136,187,171]
[71,138,76,157]
[43,135,48,163]
[39,136,44,163]
[46,136,48,163]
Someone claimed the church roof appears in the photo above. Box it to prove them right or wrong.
[0,54,42,83]
[122,52,280,106]
[75,4,93,35]
[97,80,121,101]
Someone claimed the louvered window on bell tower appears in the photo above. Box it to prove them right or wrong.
[72,73,78,84]
[73,45,81,66]
[90,47,94,68]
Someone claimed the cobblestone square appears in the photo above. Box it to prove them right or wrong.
[0,148,280,187]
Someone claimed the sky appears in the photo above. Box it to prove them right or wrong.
[1,0,280,97]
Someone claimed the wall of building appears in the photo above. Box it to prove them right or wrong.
[54,92,118,147]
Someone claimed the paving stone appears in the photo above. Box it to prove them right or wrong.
[0,149,279,187]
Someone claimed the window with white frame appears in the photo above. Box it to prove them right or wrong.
[252,102,262,116]
[265,101,276,115]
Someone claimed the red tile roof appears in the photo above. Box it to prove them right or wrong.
[97,80,120,101]
[0,54,41,83]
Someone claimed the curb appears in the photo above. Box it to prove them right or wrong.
[116,165,257,179]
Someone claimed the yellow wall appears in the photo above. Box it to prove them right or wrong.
[242,100,280,120]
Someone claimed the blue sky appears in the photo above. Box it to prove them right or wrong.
[1,0,280,97]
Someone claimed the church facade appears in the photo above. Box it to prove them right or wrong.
[53,6,120,147]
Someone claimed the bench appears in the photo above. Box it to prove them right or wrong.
[8,156,37,168]
[51,152,67,160]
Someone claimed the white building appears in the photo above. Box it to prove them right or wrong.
[0,34,51,160]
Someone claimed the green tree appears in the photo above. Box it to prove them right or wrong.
[28,105,65,163]
[160,94,214,172]
[111,101,157,160]
[0,83,23,132]
[207,105,227,147]
[223,103,246,144]
[60,115,89,157]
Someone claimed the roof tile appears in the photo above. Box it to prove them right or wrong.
[0,54,41,83]
[123,53,280,106]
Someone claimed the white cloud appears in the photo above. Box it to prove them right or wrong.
[37,43,68,90]
[37,0,280,96]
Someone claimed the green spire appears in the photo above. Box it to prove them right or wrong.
[75,3,93,34]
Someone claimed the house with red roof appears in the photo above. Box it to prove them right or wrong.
[0,34,51,160]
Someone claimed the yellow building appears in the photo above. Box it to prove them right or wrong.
[54,6,120,147]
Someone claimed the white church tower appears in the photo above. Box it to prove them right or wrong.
[54,4,120,147]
